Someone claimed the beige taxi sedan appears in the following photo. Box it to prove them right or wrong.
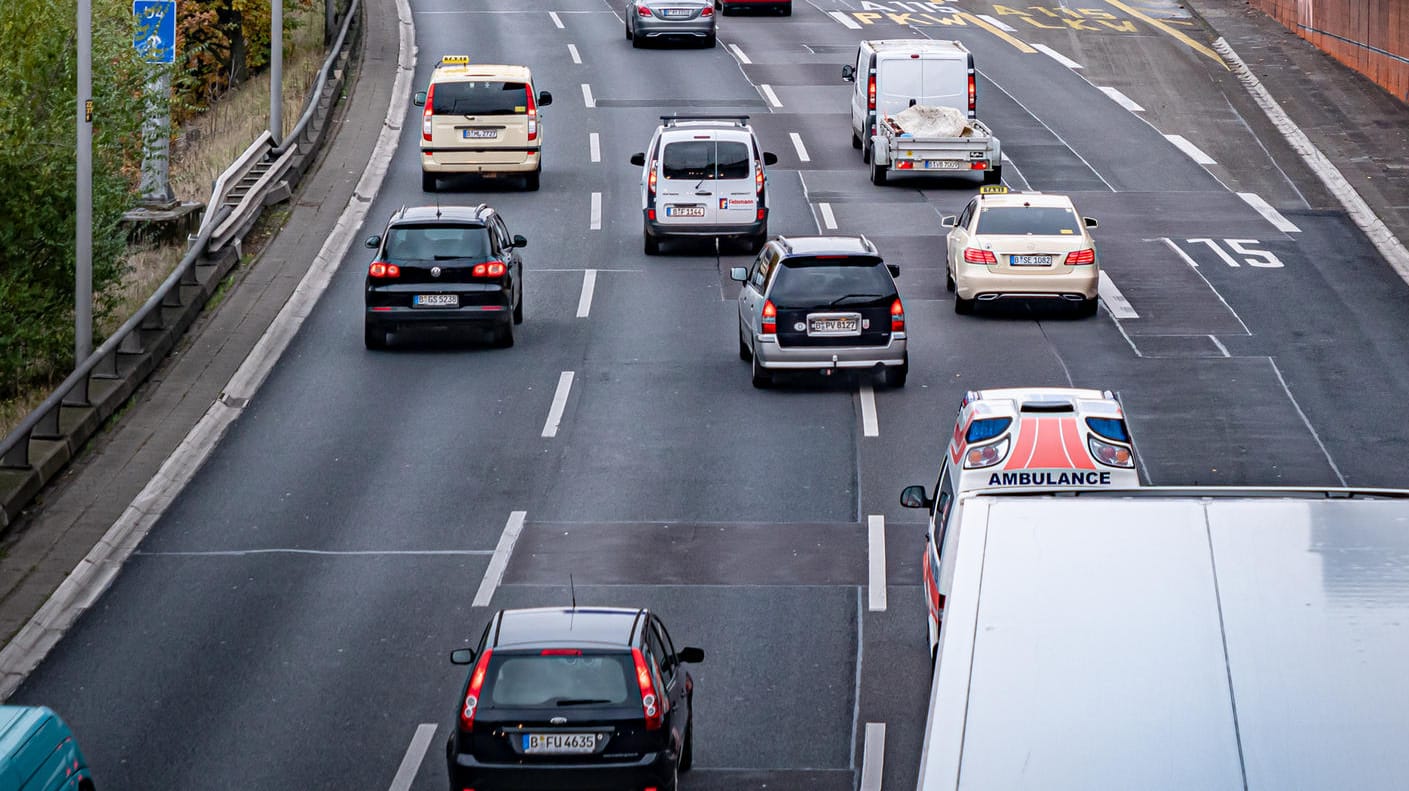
[942,187,1100,316]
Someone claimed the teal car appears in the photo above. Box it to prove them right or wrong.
[0,706,94,791]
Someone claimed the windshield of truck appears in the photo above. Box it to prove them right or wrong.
[877,57,968,119]
[976,207,1082,236]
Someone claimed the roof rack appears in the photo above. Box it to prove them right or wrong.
[660,114,750,127]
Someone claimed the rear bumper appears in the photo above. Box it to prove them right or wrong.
[636,17,715,36]
[421,148,540,174]
[753,334,907,369]
[645,211,766,239]
[955,264,1098,301]
[449,748,675,790]
[365,305,511,328]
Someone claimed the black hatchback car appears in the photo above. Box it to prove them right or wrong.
[363,204,525,349]
[447,606,703,791]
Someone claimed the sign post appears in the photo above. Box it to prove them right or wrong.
[134,0,178,208]
[77,0,92,363]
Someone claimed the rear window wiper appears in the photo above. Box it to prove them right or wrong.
[554,698,613,706]
[828,292,882,306]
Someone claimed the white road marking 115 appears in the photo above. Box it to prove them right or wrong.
[1186,238,1284,268]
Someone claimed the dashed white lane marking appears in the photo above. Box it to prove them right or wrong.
[977,13,1016,31]
[1033,43,1082,69]
[728,43,752,64]
[473,511,528,607]
[1237,192,1301,233]
[590,192,602,230]
[1267,358,1347,486]
[1208,335,1231,357]
[760,84,782,108]
[568,43,581,64]
[830,10,862,29]
[819,202,838,230]
[576,269,597,318]
[1097,271,1138,319]
[542,372,575,438]
[589,132,600,162]
[388,723,437,791]
[1165,133,1216,165]
[860,722,886,791]
[867,515,887,612]
[548,10,564,28]
[1098,86,1144,112]
[581,83,595,108]
[859,384,878,437]
[789,132,810,163]
[1160,237,1253,335]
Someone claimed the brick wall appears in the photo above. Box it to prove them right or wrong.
[1248,0,1409,102]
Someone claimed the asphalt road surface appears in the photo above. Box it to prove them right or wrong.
[13,0,1409,789]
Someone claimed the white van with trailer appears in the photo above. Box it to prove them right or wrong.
[841,39,1002,185]
[905,487,1409,791]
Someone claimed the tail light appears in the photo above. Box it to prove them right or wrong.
[648,163,657,196]
[638,4,652,15]
[969,161,988,171]
[701,4,713,14]
[631,648,665,731]
[459,649,492,732]
[890,298,905,332]
[422,84,435,142]
[471,260,507,277]
[1089,436,1134,468]
[963,438,1010,469]
[967,72,976,115]
[368,262,400,278]
[1065,249,1096,265]
[761,300,776,334]
[754,162,764,195]
[526,88,538,142]
[867,73,876,111]
[962,248,997,265]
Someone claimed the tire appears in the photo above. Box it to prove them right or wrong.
[495,321,515,348]
[983,165,1003,185]
[862,140,871,164]
[739,328,753,361]
[644,231,660,255]
[625,17,633,39]
[1078,297,1099,318]
[780,2,792,15]
[421,172,436,192]
[955,295,975,315]
[886,360,908,388]
[870,151,888,185]
[364,322,388,350]
[851,130,862,150]
[680,714,694,771]
[524,167,540,191]
[945,264,956,293]
[750,352,771,388]
[513,295,524,325]
[747,229,767,254]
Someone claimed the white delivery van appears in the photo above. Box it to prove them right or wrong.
[844,39,974,162]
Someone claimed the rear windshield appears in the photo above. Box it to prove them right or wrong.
[768,258,894,308]
[482,652,638,708]
[661,141,752,180]
[382,225,490,261]
[975,206,1081,236]
[431,81,528,115]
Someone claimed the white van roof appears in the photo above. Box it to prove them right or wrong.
[864,39,970,58]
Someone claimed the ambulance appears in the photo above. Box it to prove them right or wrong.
[900,387,1139,661]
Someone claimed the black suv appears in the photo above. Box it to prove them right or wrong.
[362,204,525,349]
[446,607,703,791]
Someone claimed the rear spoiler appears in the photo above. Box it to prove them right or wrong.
[660,114,750,127]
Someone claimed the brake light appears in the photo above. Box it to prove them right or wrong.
[368,262,400,278]
[1065,248,1096,265]
[631,648,665,731]
[962,248,997,265]
[967,72,976,114]
[422,84,434,142]
[541,648,582,656]
[526,87,538,142]
[755,162,764,195]
[638,4,652,15]
[648,163,657,195]
[460,649,492,731]
[701,4,713,14]
[890,298,905,332]
[867,73,876,111]
[761,300,776,334]
[471,261,507,277]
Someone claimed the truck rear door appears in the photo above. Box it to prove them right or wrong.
[877,55,968,118]
[656,138,719,228]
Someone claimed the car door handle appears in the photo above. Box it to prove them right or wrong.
[695,191,710,196]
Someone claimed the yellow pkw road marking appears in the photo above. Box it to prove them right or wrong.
[1102,0,1226,66]
[959,12,1037,53]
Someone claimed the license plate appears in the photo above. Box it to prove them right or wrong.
[662,8,691,16]
[523,733,598,755]
[1010,255,1053,266]
[462,129,497,139]
[413,294,459,307]
[666,206,705,217]
[808,317,860,335]
[924,160,962,170]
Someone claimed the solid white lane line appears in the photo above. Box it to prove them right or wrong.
[1209,335,1231,357]
[1098,272,1138,319]
[867,515,887,612]
[1165,134,1216,165]
[760,84,782,108]
[1237,192,1301,233]
[859,384,878,437]
[728,43,752,64]
[548,10,564,28]
[977,13,1016,31]
[1033,44,1082,70]
[473,511,528,607]
[1098,86,1144,112]
[1267,358,1347,485]
[590,192,602,230]
[589,132,600,162]
[860,722,886,791]
[576,269,597,318]
[1160,238,1254,335]
[581,83,595,108]
[789,132,811,163]
[542,372,575,438]
[388,724,437,791]
[830,10,862,29]
[567,43,581,64]
[819,202,838,230]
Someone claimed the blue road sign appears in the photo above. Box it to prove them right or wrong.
[133,1,177,65]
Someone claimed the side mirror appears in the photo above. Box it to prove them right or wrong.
[887,264,900,278]
[450,648,475,665]
[513,234,527,248]
[413,91,426,107]
[364,235,381,249]
[1083,217,1099,229]
[630,152,646,167]
[940,215,957,228]
[729,266,747,282]
[678,646,705,664]
[763,152,778,166]
[900,484,933,510]
[841,64,856,82]
[538,90,553,107]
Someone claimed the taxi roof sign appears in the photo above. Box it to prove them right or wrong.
[439,55,471,66]
[978,185,1008,195]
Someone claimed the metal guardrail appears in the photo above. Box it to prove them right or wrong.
[0,0,362,474]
